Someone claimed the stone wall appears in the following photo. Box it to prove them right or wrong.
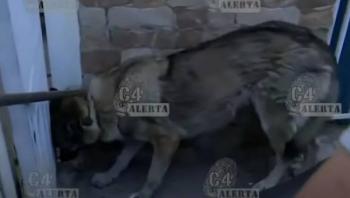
[78,0,336,73]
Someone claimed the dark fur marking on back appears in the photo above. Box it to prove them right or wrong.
[167,21,336,66]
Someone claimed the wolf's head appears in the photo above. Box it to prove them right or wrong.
[50,95,101,160]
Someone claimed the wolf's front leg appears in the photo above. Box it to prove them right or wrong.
[91,141,144,188]
[130,135,180,198]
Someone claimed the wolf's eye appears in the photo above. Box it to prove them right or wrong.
[66,123,73,133]
[66,122,79,134]
[81,117,93,126]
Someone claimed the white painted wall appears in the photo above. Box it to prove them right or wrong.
[44,0,82,90]
[6,0,48,92]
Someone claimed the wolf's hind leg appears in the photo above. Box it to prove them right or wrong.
[251,94,295,190]
[91,141,144,188]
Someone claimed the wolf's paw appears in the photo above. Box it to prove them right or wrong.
[129,192,141,198]
[91,173,114,188]
[252,179,276,191]
[129,192,151,198]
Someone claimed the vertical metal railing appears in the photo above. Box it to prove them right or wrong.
[336,0,350,115]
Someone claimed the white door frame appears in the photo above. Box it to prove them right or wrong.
[0,0,82,197]
[0,122,17,198]
[1,0,56,196]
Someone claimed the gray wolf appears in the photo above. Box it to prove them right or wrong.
[63,21,338,198]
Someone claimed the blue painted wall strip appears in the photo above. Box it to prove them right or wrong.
[338,17,350,113]
[330,0,348,52]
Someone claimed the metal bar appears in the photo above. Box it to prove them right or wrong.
[0,90,86,107]
[338,16,350,115]
[332,113,350,119]
[330,0,348,53]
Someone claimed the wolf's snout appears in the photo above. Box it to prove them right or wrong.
[82,116,93,126]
